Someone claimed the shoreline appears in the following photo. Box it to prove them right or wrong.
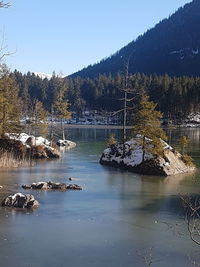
[62,124,200,130]
[63,124,128,129]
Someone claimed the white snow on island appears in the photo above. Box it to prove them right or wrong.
[100,136,195,176]
[5,133,51,147]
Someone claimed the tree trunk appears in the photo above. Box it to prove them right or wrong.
[123,89,127,143]
[50,105,54,146]
[142,135,146,162]
[61,118,65,140]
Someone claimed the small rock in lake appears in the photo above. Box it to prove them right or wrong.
[31,182,49,190]
[66,184,82,190]
[22,181,82,191]
[2,193,39,209]
[0,186,3,189]
[49,182,67,190]
[57,139,76,148]
[22,185,31,190]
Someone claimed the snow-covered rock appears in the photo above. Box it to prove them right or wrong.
[5,133,50,146]
[4,133,60,159]
[100,136,195,176]
[57,139,76,148]
[186,112,200,124]
[2,193,39,209]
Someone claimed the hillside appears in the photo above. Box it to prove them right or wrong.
[71,0,200,78]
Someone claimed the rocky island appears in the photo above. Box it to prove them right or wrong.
[100,136,196,176]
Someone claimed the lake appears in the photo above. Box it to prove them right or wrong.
[0,127,200,267]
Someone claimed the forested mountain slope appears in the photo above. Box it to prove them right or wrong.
[71,0,200,78]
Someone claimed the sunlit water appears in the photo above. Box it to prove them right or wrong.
[0,127,200,267]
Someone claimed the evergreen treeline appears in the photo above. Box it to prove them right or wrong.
[11,70,200,122]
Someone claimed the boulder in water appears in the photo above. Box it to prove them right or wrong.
[22,181,83,191]
[2,193,39,209]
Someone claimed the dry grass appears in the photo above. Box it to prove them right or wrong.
[0,150,32,168]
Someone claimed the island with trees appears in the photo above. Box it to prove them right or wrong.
[100,95,196,176]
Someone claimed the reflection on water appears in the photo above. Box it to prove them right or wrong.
[0,127,200,267]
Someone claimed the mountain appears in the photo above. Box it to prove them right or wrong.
[33,72,52,80]
[70,0,200,78]
[33,72,65,80]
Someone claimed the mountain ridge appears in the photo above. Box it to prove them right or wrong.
[70,0,200,78]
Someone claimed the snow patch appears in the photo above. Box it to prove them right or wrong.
[5,133,50,146]
[57,139,76,148]
[101,136,173,168]
[192,48,199,55]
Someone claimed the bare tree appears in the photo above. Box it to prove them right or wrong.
[122,57,132,143]
[181,195,200,246]
[0,39,13,62]
[0,1,10,8]
[50,104,54,146]
[0,2,13,62]
[111,55,135,143]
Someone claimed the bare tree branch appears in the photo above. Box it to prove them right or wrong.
[0,1,10,8]
[180,194,200,246]
[0,28,16,63]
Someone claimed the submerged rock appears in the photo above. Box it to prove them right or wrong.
[100,137,196,176]
[2,193,39,209]
[22,182,83,191]
[50,182,67,190]
[66,184,82,190]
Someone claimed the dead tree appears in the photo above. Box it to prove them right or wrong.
[0,1,10,8]
[50,105,54,146]
[111,55,135,143]
[181,194,200,246]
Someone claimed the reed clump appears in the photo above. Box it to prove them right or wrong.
[0,149,31,168]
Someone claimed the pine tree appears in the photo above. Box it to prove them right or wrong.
[53,76,71,140]
[31,100,48,142]
[54,89,71,140]
[107,134,117,147]
[0,66,22,137]
[133,94,167,162]
[179,135,190,154]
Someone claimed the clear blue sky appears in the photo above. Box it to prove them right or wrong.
[0,0,191,76]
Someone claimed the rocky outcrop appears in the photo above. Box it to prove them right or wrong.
[100,137,196,176]
[1,133,61,159]
[2,193,39,209]
[30,145,60,159]
[22,182,83,191]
